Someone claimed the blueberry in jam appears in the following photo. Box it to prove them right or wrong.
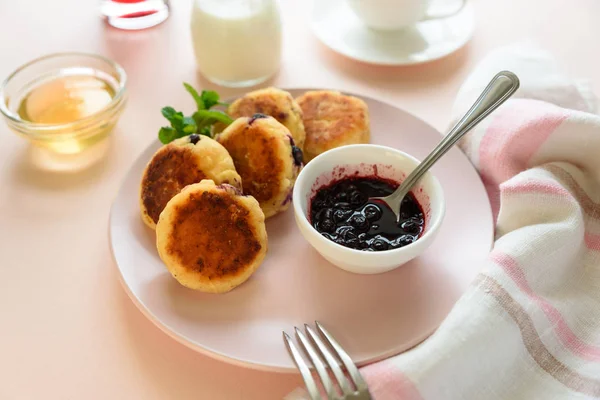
[310,177,425,251]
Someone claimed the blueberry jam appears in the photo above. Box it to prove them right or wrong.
[310,177,425,251]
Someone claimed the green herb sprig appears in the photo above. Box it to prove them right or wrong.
[158,83,233,144]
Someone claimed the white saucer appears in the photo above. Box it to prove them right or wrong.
[310,0,474,65]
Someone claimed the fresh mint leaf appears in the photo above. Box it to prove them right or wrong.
[170,112,186,131]
[200,90,220,109]
[161,106,177,121]
[182,116,197,134]
[183,83,205,110]
[158,85,232,144]
[199,126,212,137]
[193,109,233,126]
[158,126,177,144]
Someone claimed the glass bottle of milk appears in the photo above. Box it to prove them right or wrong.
[191,0,282,88]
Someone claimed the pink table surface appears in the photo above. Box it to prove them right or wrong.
[1,1,599,399]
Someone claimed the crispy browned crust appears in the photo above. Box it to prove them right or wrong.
[217,116,297,218]
[164,188,261,280]
[156,181,267,293]
[140,145,207,225]
[140,136,242,229]
[296,90,370,162]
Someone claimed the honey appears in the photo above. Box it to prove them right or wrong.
[18,75,115,124]
[1,54,126,169]
[4,66,125,156]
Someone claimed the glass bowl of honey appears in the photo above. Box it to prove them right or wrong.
[0,52,127,155]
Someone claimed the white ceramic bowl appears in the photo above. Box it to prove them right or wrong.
[293,144,445,274]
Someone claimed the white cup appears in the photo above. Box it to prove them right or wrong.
[346,0,466,31]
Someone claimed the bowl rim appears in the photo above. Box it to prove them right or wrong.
[0,52,127,135]
[292,143,446,257]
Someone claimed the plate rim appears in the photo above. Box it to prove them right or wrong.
[109,87,493,372]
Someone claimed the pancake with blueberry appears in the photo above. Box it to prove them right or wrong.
[228,87,306,150]
[296,90,370,162]
[156,180,267,293]
[140,134,242,229]
[217,114,303,218]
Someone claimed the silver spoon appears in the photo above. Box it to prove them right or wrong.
[373,70,520,223]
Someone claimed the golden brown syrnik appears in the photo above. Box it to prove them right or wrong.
[217,114,302,218]
[228,87,306,150]
[156,180,267,293]
[140,134,242,229]
[296,90,370,162]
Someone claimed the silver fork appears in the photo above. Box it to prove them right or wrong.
[283,321,372,400]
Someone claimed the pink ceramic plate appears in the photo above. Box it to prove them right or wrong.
[109,89,493,372]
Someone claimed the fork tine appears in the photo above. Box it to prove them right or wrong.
[315,321,369,391]
[283,332,321,400]
[305,324,354,395]
[295,327,336,399]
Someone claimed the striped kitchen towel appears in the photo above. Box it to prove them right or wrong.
[289,42,600,399]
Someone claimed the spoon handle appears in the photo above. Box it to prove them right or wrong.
[397,70,520,198]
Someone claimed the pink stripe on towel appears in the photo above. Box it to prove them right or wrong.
[361,360,423,400]
[584,232,600,252]
[490,251,600,361]
[501,180,573,198]
[478,100,568,219]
